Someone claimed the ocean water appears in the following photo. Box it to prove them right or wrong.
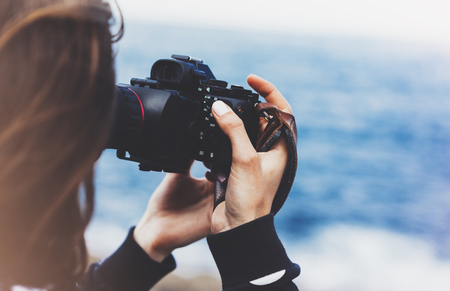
[86,23,450,290]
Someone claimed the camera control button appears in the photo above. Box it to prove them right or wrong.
[235,105,243,115]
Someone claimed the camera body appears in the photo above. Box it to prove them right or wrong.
[107,55,260,173]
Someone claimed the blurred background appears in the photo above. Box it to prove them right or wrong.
[85,1,450,290]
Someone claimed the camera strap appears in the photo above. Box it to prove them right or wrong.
[214,103,298,215]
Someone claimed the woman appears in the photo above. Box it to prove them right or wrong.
[0,0,299,290]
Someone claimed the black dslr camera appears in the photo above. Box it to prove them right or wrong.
[107,55,260,173]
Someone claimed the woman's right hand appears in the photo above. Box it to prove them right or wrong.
[210,74,293,234]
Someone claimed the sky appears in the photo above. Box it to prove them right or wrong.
[115,0,450,51]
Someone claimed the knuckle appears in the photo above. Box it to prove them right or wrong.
[223,115,244,132]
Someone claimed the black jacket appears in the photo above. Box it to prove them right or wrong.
[79,214,300,291]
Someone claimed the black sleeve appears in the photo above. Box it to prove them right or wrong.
[77,227,176,291]
[207,214,300,291]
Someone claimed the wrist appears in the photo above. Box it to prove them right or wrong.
[134,224,173,263]
[211,205,269,234]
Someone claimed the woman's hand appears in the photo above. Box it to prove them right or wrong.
[134,163,214,262]
[211,74,292,234]
[133,74,291,260]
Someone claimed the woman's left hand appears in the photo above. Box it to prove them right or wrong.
[134,163,214,262]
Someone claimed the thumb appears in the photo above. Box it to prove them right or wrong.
[212,101,256,162]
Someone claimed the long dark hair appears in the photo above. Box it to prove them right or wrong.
[0,0,122,288]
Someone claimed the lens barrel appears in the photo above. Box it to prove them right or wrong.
[106,87,144,149]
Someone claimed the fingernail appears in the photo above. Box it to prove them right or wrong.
[212,101,231,117]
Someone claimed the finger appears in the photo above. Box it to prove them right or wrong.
[247,74,292,114]
[259,138,288,185]
[212,101,256,162]
[202,174,216,194]
[203,162,212,170]
[205,171,215,183]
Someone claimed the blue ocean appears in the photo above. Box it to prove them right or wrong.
[86,23,450,290]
